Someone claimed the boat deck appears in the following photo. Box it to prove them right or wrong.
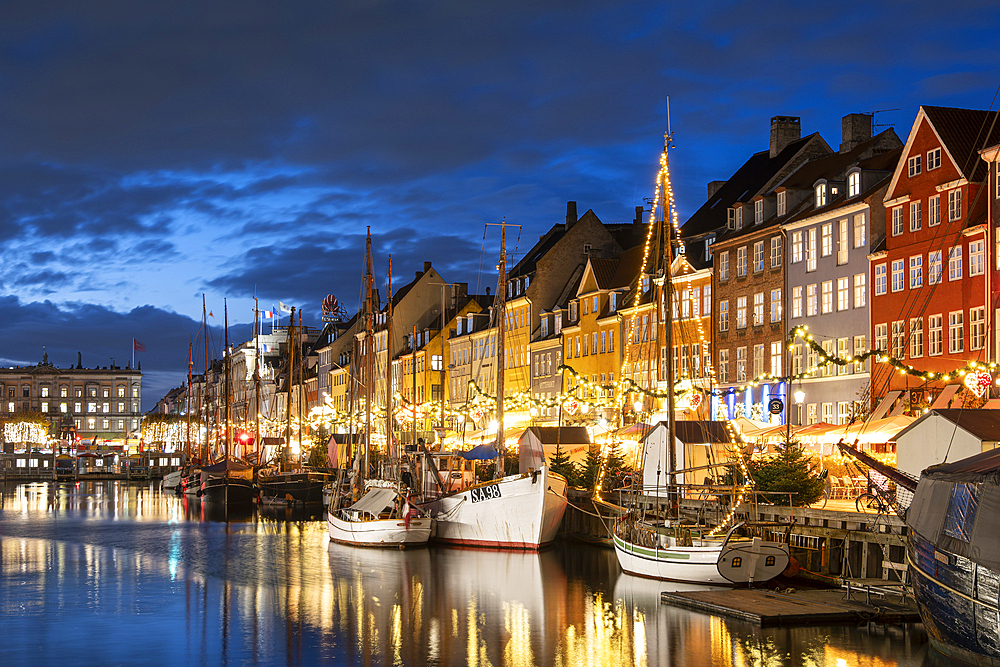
[660,585,919,627]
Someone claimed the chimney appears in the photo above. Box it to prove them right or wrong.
[707,181,727,199]
[770,116,801,158]
[840,113,873,153]
[633,206,644,225]
[566,201,578,227]
[424,261,432,273]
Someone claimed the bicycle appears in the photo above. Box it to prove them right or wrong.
[855,490,891,514]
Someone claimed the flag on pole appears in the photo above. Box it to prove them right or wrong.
[279,301,292,314]
[262,310,275,319]
[133,339,146,352]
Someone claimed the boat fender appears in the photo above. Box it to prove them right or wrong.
[531,470,540,484]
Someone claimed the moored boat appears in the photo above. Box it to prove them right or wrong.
[199,458,255,505]
[327,486,432,548]
[258,469,329,505]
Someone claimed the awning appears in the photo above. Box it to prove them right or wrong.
[347,487,397,515]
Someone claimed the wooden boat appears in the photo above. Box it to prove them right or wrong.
[327,486,432,548]
[199,457,255,505]
[258,469,329,505]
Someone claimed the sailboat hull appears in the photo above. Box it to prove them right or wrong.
[162,469,183,489]
[258,472,328,505]
[326,512,433,548]
[422,467,568,550]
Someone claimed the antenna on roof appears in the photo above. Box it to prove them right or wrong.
[665,96,675,148]
[868,108,899,131]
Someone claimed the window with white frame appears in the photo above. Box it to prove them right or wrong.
[927,147,941,170]
[737,246,747,277]
[754,199,763,224]
[735,206,744,229]
[929,250,942,284]
[837,338,850,375]
[854,273,866,308]
[971,307,986,350]
[777,190,786,216]
[949,311,964,353]
[692,287,701,318]
[822,341,834,377]
[875,263,887,295]
[910,201,921,232]
[736,346,747,381]
[949,189,963,221]
[854,214,866,248]
[681,289,690,319]
[791,231,803,262]
[736,297,747,329]
[892,320,905,359]
[770,289,782,322]
[874,323,887,352]
[704,237,714,261]
[770,341,782,376]
[821,281,833,314]
[719,252,729,280]
[837,277,849,311]
[806,228,817,271]
[821,223,833,256]
[854,335,867,373]
[910,318,924,357]
[807,403,818,425]
[753,241,764,272]
[908,155,921,177]
[815,183,827,207]
[822,403,834,423]
[753,344,765,378]
[848,171,860,197]
[837,219,848,264]
[806,284,818,316]
[891,207,903,236]
[770,236,781,268]
[970,239,985,276]
[929,194,941,226]
[753,292,764,325]
[929,314,943,356]
[719,300,729,331]
[792,286,803,318]
[718,349,729,383]
[891,259,904,292]
[793,343,803,374]
[910,255,923,288]
[703,284,711,317]
[949,246,963,281]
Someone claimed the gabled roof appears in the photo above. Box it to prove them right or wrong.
[923,106,1000,183]
[520,426,592,445]
[776,129,899,192]
[896,409,1000,449]
[590,258,619,289]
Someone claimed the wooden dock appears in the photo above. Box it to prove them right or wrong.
[660,586,920,627]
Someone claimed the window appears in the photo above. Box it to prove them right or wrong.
[838,219,848,264]
[681,289,690,319]
[753,241,764,272]
[971,307,986,350]
[892,321,905,359]
[929,314,943,355]
[908,155,921,177]
[891,259,904,292]
[735,206,744,229]
[770,341,782,376]
[793,344,803,374]
[600,330,606,353]
[770,236,781,268]
[719,252,729,281]
[609,292,617,312]
[853,214,866,248]
[703,284,711,318]
[792,286,803,318]
[806,228,817,271]
[949,246,963,281]
[821,281,833,314]
[770,289,782,322]
[909,255,923,288]
[705,237,714,261]
[874,323,887,352]
[807,403,817,425]
[874,263,887,295]
[737,246,747,277]
[692,287,700,318]
[848,171,860,197]
[949,312,964,353]
[821,223,833,256]
[929,194,941,226]
[736,347,746,382]
[736,296,747,329]
[949,189,963,221]
[608,330,614,352]
[583,299,588,316]
[854,336,867,373]
[927,147,941,170]
[815,183,827,207]
[837,338,849,375]
[753,292,764,325]
[753,344,765,378]
[891,207,903,236]
[837,401,851,425]
[837,277,849,311]
[929,250,942,284]
[910,318,924,358]
[806,284,818,317]
[854,274,866,308]
[719,349,729,383]
[754,199,763,224]
[910,201,921,232]
[777,191,786,216]
[970,240,985,276]
[791,231,803,262]
[822,341,834,376]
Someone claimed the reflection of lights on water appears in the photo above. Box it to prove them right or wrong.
[503,601,535,667]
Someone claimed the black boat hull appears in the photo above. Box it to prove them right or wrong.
[200,478,255,505]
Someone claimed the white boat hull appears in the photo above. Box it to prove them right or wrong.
[613,532,731,584]
[326,512,433,548]
[422,467,568,550]
[162,469,183,489]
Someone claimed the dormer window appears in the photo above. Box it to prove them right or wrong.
[541,316,549,338]
[456,319,463,335]
[735,207,744,230]
[777,191,786,216]
[727,208,736,229]
[554,312,562,334]
[848,171,860,197]
[609,292,617,312]
[754,199,763,224]
[570,301,578,321]
[815,183,827,207]
[467,313,474,331]
[705,236,714,261]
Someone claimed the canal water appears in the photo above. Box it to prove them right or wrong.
[0,481,931,666]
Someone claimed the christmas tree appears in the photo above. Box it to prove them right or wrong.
[549,441,578,486]
[748,439,824,507]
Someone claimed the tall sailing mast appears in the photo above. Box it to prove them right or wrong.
[224,300,232,460]
[494,220,508,480]
[386,255,395,483]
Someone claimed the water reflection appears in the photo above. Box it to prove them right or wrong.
[0,481,929,666]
